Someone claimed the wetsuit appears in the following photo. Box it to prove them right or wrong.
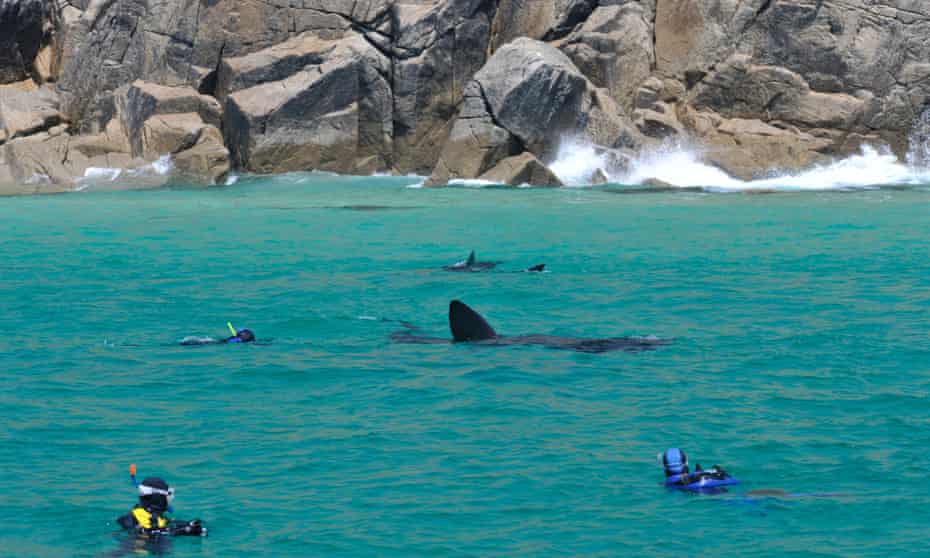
[665,464,735,489]
[180,328,255,345]
[117,505,206,537]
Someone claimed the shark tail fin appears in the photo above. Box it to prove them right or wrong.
[449,300,498,341]
[466,251,476,266]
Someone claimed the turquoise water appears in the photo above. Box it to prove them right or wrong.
[2,175,929,557]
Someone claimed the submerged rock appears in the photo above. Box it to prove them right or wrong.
[639,177,675,189]
[589,168,609,185]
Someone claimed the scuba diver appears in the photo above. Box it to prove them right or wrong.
[180,322,255,346]
[117,476,207,537]
[660,448,739,493]
[109,470,206,557]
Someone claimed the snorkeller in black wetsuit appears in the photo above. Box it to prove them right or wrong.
[116,475,207,537]
[180,322,255,345]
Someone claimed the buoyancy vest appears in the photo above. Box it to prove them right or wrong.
[131,506,169,530]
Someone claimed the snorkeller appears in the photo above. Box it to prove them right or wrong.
[117,468,207,538]
[660,448,739,494]
[224,324,255,343]
[180,322,255,345]
[661,448,689,481]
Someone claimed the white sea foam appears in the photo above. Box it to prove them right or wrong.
[548,139,610,186]
[74,166,122,191]
[906,107,930,167]
[404,176,426,188]
[544,136,930,192]
[447,178,499,188]
[25,173,52,185]
[739,146,927,191]
[620,144,930,192]
[82,166,123,182]
[75,155,176,191]
[147,155,174,176]
[60,126,930,194]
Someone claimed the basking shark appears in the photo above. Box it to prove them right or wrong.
[442,251,500,271]
[442,251,545,273]
[390,300,670,353]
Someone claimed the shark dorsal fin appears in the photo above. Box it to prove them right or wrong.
[466,251,476,266]
[449,300,498,341]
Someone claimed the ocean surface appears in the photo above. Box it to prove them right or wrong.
[2,172,929,557]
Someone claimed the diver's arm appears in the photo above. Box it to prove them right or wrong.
[167,519,208,537]
[116,513,138,531]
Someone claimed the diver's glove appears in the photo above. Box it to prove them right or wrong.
[187,519,208,537]
[174,519,208,537]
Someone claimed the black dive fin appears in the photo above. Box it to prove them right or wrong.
[526,264,545,272]
[449,300,498,341]
[466,251,476,266]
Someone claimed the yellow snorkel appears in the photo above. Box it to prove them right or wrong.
[227,322,237,337]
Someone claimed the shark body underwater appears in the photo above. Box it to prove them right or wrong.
[390,300,671,353]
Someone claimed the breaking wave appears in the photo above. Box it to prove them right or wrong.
[548,140,610,186]
[74,155,175,191]
[546,140,930,192]
[620,144,930,192]
[32,119,930,194]
[446,178,499,188]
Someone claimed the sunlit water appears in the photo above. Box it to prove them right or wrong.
[2,174,930,557]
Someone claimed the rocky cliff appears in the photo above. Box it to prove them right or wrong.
[2,0,930,193]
